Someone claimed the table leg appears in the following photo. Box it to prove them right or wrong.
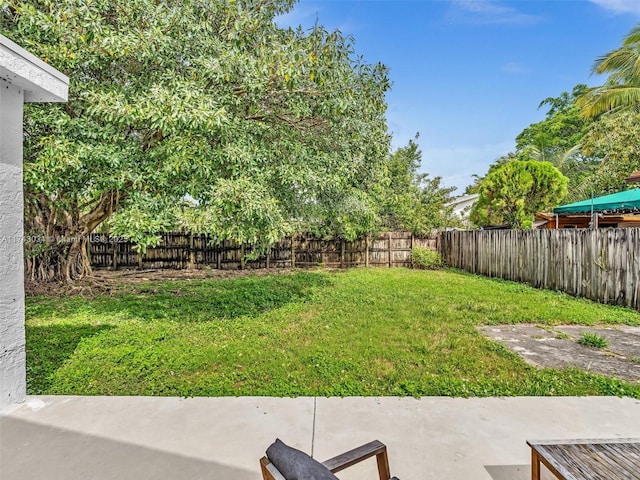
[531,449,540,480]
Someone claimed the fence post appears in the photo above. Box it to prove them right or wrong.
[240,244,245,270]
[189,233,195,269]
[201,234,206,268]
[365,235,370,267]
[388,232,392,268]
[290,235,296,269]
[216,239,222,270]
[410,233,414,267]
[112,237,118,270]
[340,239,345,269]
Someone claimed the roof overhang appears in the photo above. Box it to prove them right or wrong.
[0,34,68,102]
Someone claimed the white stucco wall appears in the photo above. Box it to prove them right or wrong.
[0,80,26,405]
[0,34,67,406]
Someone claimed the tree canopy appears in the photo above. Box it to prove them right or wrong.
[581,111,640,194]
[470,160,568,229]
[516,85,591,156]
[379,137,460,235]
[3,0,392,280]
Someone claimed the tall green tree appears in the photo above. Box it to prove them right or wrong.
[379,137,459,234]
[515,85,599,202]
[3,0,390,281]
[577,25,640,118]
[516,85,591,155]
[470,160,568,229]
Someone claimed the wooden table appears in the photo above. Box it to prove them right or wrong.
[527,439,640,480]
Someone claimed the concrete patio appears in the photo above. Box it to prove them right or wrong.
[1,396,639,479]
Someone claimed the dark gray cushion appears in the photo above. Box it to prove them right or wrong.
[266,439,338,480]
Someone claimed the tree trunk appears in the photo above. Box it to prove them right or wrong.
[25,234,93,283]
[24,191,117,283]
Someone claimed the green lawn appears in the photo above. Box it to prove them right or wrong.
[26,268,640,397]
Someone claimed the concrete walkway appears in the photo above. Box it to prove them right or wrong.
[1,396,640,479]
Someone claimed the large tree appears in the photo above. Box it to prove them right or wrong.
[378,137,459,234]
[516,85,591,155]
[515,85,599,202]
[581,111,640,195]
[2,0,390,281]
[470,160,568,229]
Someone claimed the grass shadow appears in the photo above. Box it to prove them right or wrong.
[26,323,114,394]
[27,271,331,323]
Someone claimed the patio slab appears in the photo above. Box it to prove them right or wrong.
[0,396,314,480]
[2,396,640,479]
[480,324,640,381]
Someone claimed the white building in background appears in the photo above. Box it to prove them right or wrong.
[446,193,479,226]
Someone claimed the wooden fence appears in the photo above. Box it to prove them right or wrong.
[440,229,640,311]
[89,232,438,271]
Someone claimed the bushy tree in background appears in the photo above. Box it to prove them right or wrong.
[379,137,460,234]
[515,85,599,202]
[2,0,390,281]
[470,160,568,229]
[581,111,640,195]
[516,85,591,155]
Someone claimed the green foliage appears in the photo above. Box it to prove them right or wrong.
[577,25,640,118]
[470,160,568,229]
[411,247,442,269]
[514,85,599,202]
[3,0,390,279]
[516,85,592,155]
[578,332,609,349]
[581,111,640,195]
[379,137,460,234]
[25,269,640,397]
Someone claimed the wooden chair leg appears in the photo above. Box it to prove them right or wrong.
[376,446,391,480]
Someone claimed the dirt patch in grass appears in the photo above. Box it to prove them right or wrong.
[480,324,640,382]
[25,267,300,297]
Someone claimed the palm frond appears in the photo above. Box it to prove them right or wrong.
[623,25,640,47]
[594,48,635,75]
[577,85,640,118]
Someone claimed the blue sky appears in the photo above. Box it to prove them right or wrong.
[277,0,640,194]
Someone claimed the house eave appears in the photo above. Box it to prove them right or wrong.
[0,34,68,102]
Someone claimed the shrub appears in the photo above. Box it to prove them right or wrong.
[411,247,443,269]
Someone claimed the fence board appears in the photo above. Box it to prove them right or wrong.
[440,229,640,311]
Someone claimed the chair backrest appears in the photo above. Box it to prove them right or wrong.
[260,439,397,480]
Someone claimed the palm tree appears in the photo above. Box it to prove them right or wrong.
[578,25,640,118]
[527,144,582,171]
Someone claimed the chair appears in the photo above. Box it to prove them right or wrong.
[260,439,398,480]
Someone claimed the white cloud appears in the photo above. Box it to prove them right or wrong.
[587,0,640,15]
[501,62,530,74]
[447,0,542,25]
